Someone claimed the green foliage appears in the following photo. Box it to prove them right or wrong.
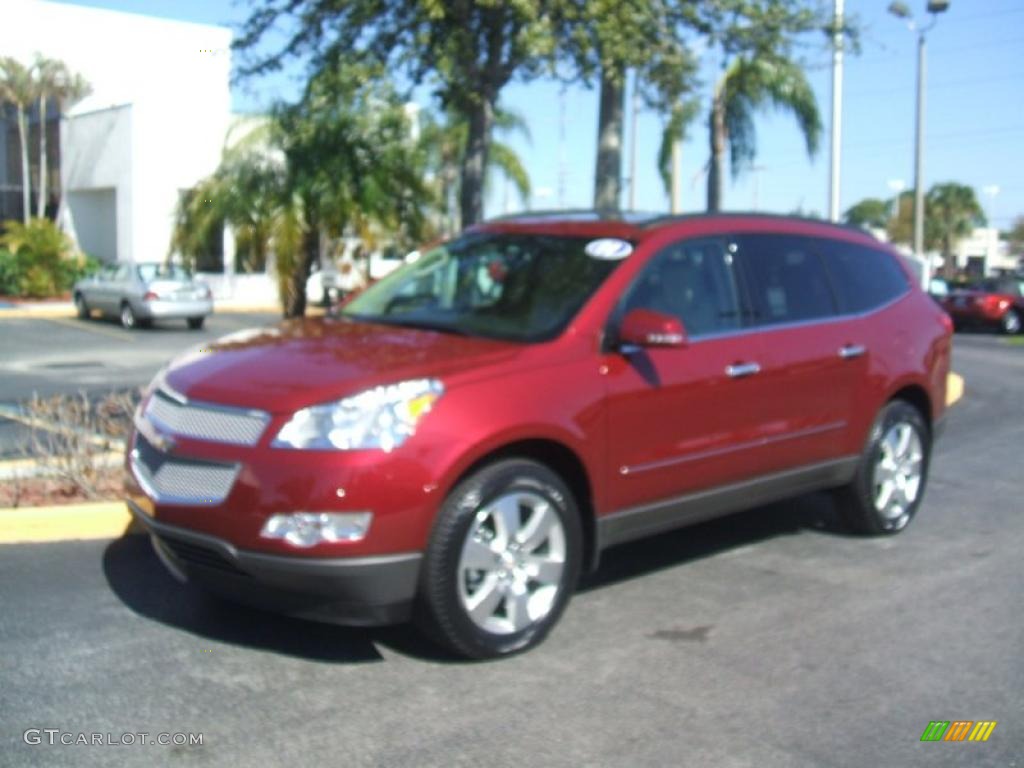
[657,99,701,197]
[697,1,826,211]
[419,104,531,233]
[173,63,433,317]
[844,198,892,229]
[235,0,559,226]
[0,218,86,298]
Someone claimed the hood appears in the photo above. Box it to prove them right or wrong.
[163,317,521,413]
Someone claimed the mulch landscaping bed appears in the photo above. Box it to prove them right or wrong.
[0,468,123,509]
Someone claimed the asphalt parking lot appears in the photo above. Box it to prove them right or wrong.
[0,312,280,457]
[1,326,1022,767]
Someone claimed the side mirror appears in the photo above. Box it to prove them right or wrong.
[618,308,688,350]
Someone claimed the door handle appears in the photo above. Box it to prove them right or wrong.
[725,362,761,378]
[838,344,866,359]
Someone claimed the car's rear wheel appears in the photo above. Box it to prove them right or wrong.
[834,400,931,535]
[187,316,205,330]
[74,293,89,319]
[1001,309,1021,335]
[120,302,137,330]
[416,458,582,659]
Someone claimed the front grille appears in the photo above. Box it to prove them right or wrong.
[131,433,240,505]
[157,536,250,578]
[144,388,269,446]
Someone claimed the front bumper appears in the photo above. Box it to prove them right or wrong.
[127,499,422,626]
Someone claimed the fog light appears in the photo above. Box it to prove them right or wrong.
[260,512,372,548]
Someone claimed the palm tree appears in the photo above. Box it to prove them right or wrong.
[174,64,432,317]
[420,105,531,235]
[925,183,985,279]
[33,56,91,219]
[706,56,821,212]
[657,99,701,206]
[0,57,38,223]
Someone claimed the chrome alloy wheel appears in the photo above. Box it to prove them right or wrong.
[457,490,567,635]
[872,422,923,526]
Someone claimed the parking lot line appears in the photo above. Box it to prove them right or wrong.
[43,316,137,342]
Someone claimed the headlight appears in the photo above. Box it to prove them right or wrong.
[272,378,443,451]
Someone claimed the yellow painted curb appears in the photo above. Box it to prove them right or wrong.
[0,306,75,319]
[0,501,141,544]
[946,372,964,407]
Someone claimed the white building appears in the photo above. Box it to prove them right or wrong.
[0,0,231,264]
[954,227,1017,276]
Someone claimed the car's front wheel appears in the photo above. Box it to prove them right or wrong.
[416,459,582,659]
[834,399,931,535]
[187,316,205,330]
[1001,309,1021,335]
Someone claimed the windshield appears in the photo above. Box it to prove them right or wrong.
[342,233,627,341]
[138,263,192,282]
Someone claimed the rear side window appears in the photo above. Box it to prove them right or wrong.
[819,241,910,313]
[735,234,837,325]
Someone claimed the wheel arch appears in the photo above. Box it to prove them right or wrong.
[445,438,600,574]
[888,383,933,431]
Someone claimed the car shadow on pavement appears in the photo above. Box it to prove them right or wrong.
[101,534,404,663]
[580,491,847,593]
[102,492,846,664]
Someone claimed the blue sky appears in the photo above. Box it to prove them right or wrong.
[55,0,1024,229]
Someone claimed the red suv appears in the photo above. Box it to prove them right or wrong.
[125,213,952,658]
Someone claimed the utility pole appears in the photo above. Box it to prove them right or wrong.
[890,1,949,288]
[828,0,844,222]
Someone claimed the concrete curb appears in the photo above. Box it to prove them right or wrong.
[0,304,283,319]
[0,371,969,545]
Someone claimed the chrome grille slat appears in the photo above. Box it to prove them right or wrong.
[131,434,240,506]
[144,389,269,446]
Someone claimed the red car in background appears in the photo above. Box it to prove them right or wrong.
[942,276,1024,335]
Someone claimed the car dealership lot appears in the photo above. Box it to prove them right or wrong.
[1,328,1022,766]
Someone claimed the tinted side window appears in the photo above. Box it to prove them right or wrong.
[819,240,910,313]
[622,238,741,337]
[736,235,837,325]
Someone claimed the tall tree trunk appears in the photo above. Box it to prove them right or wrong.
[459,99,494,228]
[942,235,956,280]
[16,104,30,223]
[593,68,624,212]
[285,226,318,318]
[37,96,48,218]
[706,82,726,213]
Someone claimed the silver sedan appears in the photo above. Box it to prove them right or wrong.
[72,262,214,330]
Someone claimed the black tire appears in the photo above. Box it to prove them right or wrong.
[1001,309,1021,335]
[187,316,205,330]
[120,302,137,330]
[415,458,583,659]
[74,293,89,319]
[833,400,931,535]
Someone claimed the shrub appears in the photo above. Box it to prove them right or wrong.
[0,218,81,298]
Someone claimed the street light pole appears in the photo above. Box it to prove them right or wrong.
[889,1,948,289]
[828,0,845,222]
[913,29,926,273]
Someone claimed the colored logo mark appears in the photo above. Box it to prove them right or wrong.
[920,721,997,742]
